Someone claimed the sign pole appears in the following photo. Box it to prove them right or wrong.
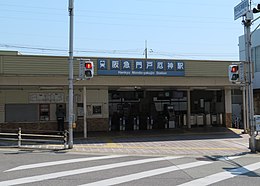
[245,19,256,152]
[68,0,74,149]
[246,6,256,153]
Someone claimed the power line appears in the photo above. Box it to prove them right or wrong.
[0,43,238,59]
[0,8,235,25]
[0,2,237,22]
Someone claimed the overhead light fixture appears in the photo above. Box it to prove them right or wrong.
[206,88,221,91]
[190,87,207,90]
[117,86,142,91]
[146,88,164,91]
[39,86,64,90]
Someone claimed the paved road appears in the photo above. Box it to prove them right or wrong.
[0,149,259,186]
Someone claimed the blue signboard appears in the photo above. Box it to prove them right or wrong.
[122,60,132,71]
[97,59,185,76]
[110,60,120,70]
[97,59,107,70]
[145,61,154,71]
[134,60,144,70]
[166,61,174,71]
[156,61,164,71]
[176,61,185,71]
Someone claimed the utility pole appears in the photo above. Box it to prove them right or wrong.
[234,0,255,152]
[68,0,74,149]
[144,40,148,60]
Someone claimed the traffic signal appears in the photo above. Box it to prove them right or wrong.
[253,4,260,13]
[228,65,239,82]
[85,61,94,78]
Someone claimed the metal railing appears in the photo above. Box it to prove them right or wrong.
[0,128,68,150]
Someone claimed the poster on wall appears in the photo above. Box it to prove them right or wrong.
[29,93,64,103]
[92,105,102,115]
[255,115,260,132]
[77,103,84,117]
[0,104,5,112]
[87,105,92,116]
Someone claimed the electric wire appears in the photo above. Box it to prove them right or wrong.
[0,1,240,60]
[0,43,238,59]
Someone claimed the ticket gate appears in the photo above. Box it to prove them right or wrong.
[118,116,141,131]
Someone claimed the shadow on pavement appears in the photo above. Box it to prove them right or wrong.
[74,127,246,144]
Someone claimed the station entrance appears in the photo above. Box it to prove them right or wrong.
[109,89,226,131]
[109,90,188,131]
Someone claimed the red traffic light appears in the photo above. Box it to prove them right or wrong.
[231,66,238,72]
[85,62,92,69]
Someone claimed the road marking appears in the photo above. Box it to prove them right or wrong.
[4,155,127,172]
[78,161,212,186]
[178,162,260,186]
[0,156,182,186]
[104,139,123,148]
[77,144,241,151]
[215,156,241,161]
[78,156,241,186]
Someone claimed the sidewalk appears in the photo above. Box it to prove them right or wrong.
[70,127,251,156]
[0,127,252,156]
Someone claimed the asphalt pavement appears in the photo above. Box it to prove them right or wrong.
[1,150,260,186]
[0,127,258,186]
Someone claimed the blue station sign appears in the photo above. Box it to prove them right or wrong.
[97,59,185,76]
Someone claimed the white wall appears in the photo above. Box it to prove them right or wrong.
[239,29,260,89]
[254,72,260,88]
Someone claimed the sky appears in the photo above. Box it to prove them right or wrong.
[0,0,259,61]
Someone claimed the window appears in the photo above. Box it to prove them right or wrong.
[92,105,102,115]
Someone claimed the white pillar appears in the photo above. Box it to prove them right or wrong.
[83,86,87,138]
[187,89,191,129]
[225,88,232,128]
[242,86,248,132]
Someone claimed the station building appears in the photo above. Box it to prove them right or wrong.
[0,51,242,133]
[239,28,260,116]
